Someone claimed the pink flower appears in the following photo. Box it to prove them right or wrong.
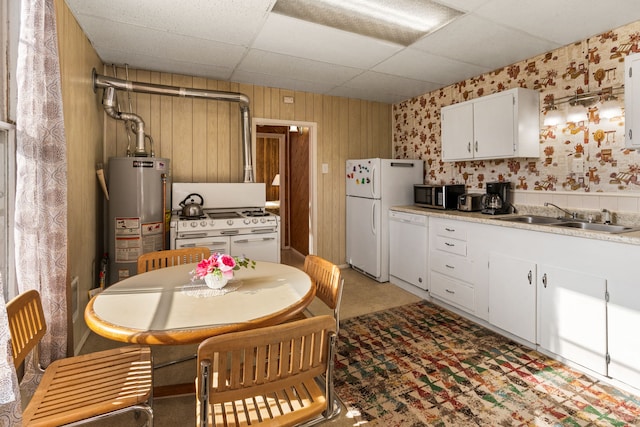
[217,254,236,279]
[191,253,253,281]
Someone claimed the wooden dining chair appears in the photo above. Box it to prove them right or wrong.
[137,246,211,273]
[196,315,337,427]
[289,255,344,333]
[6,289,153,426]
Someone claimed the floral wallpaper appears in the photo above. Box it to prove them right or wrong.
[393,20,640,193]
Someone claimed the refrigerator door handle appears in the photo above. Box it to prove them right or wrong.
[371,202,376,234]
[371,165,376,198]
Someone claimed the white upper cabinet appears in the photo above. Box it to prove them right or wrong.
[625,52,640,149]
[441,88,541,161]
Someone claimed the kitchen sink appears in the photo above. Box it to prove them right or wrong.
[497,215,639,234]
[549,222,638,233]
[497,215,564,225]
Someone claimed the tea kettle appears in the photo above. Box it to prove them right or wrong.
[481,193,503,210]
[179,193,204,218]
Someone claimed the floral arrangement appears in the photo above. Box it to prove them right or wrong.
[192,253,255,281]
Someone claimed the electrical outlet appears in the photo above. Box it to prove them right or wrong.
[572,157,585,173]
[322,163,329,174]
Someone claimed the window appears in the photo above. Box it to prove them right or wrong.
[0,123,16,301]
[1,0,18,300]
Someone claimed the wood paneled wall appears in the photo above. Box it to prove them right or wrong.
[55,0,105,352]
[103,67,392,265]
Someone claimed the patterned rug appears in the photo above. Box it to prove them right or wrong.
[334,300,640,426]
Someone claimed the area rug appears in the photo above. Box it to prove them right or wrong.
[334,300,640,426]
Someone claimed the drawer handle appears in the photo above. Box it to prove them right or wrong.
[445,242,455,247]
[527,270,532,285]
[445,264,455,269]
[542,273,548,288]
[445,227,456,232]
[445,289,455,294]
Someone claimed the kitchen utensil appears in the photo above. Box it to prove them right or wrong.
[179,193,204,218]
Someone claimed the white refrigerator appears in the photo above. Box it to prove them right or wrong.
[346,158,424,282]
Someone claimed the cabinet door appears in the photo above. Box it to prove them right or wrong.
[474,92,515,159]
[608,281,640,390]
[489,253,536,343]
[441,102,474,161]
[537,265,607,375]
[625,53,640,149]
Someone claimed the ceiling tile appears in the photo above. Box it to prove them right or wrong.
[78,17,246,70]
[412,14,560,69]
[236,49,363,85]
[374,48,491,85]
[65,0,275,46]
[253,14,404,69]
[474,0,640,46]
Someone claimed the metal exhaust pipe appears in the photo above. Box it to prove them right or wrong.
[102,86,148,156]
[93,69,255,182]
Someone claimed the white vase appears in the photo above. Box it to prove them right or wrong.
[204,274,228,289]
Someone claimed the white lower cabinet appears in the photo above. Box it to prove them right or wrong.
[537,265,607,375]
[489,252,536,343]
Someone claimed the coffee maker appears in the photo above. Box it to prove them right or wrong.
[482,181,511,215]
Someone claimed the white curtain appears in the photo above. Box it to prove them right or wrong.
[14,0,68,371]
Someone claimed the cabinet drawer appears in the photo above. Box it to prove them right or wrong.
[430,251,473,282]
[430,271,474,312]
[434,221,467,241]
[434,236,467,256]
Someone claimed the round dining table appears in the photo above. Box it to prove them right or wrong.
[85,261,315,345]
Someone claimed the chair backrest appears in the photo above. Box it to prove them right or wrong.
[304,255,343,326]
[6,289,47,368]
[197,315,336,405]
[137,247,211,273]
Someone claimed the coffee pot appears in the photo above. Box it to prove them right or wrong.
[481,181,511,215]
[481,193,503,210]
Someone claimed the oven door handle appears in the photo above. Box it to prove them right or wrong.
[234,237,276,244]
[251,228,277,234]
[179,240,228,248]
[220,230,240,235]
[177,232,209,239]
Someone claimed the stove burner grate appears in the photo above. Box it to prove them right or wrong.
[242,210,269,217]
[179,214,205,220]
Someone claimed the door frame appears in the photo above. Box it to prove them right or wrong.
[252,118,317,256]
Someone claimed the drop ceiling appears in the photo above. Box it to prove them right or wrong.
[64,0,640,104]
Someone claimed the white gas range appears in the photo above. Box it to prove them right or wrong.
[170,183,280,263]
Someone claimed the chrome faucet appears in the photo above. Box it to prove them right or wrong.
[544,202,578,219]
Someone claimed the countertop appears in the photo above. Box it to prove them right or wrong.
[390,205,640,246]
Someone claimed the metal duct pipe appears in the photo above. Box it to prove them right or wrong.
[93,69,255,182]
[102,86,148,156]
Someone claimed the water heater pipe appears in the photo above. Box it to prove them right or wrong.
[101,86,147,157]
[93,68,255,182]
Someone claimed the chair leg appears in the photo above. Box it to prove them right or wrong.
[60,404,153,427]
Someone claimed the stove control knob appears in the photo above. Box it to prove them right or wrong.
[200,221,207,227]
[252,218,258,224]
[227,220,234,226]
[209,220,216,227]
[190,221,198,228]
[244,219,251,225]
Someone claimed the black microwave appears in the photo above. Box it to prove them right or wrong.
[414,184,465,210]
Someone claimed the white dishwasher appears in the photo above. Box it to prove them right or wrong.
[388,210,428,291]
